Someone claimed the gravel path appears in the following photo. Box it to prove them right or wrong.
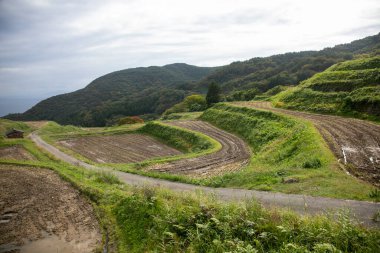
[30,131,380,228]
[233,101,380,187]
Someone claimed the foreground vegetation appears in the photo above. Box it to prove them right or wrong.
[272,56,380,121]
[0,134,379,252]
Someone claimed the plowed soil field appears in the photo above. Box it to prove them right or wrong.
[57,133,182,164]
[0,146,35,160]
[234,101,380,187]
[0,165,101,253]
[148,121,250,177]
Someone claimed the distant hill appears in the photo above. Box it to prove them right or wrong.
[271,56,380,120]
[196,33,380,94]
[5,33,380,126]
[6,64,216,126]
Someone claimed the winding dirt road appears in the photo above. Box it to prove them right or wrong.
[234,101,380,187]
[148,121,250,177]
[30,132,380,228]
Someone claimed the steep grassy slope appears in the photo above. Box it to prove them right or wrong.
[200,104,375,200]
[272,56,380,119]
[197,33,380,95]
[6,64,216,126]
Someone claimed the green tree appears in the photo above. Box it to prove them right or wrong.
[206,82,221,106]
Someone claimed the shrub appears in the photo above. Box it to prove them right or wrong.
[164,94,207,115]
[89,170,121,185]
[118,116,144,125]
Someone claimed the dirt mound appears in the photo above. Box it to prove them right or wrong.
[57,133,182,164]
[234,101,380,187]
[0,165,101,253]
[0,146,35,161]
[148,121,250,177]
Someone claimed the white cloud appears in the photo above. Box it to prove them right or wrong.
[0,0,379,113]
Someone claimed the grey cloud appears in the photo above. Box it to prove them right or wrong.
[0,0,379,117]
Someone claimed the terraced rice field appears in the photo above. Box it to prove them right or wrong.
[57,134,182,163]
[148,121,251,177]
[0,145,35,160]
[0,164,101,253]
[234,101,380,187]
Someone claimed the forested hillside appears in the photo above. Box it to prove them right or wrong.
[272,56,380,119]
[197,33,380,96]
[6,64,216,126]
[5,33,380,126]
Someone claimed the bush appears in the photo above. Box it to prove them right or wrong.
[89,170,122,185]
[118,116,144,125]
[164,94,207,115]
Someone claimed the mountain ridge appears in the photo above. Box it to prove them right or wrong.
[5,33,380,126]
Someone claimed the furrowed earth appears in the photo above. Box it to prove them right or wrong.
[147,120,251,177]
[0,146,35,161]
[57,133,182,163]
[0,164,101,253]
[233,101,380,187]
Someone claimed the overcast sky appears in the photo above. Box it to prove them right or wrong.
[0,0,379,116]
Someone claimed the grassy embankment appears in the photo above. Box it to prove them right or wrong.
[200,104,376,200]
[1,121,379,252]
[270,56,380,121]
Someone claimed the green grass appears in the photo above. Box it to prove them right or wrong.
[1,138,379,253]
[0,118,33,138]
[272,56,380,121]
[139,121,214,153]
[161,111,203,121]
[200,104,376,200]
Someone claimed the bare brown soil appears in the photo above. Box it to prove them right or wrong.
[0,146,35,160]
[147,121,251,177]
[0,164,101,253]
[57,133,182,164]
[234,101,380,187]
